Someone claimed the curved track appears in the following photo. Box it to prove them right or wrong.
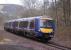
[46,41,71,50]
[1,30,71,50]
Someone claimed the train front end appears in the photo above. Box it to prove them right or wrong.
[38,17,55,41]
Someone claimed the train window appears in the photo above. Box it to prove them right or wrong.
[29,20,35,29]
[9,22,11,27]
[40,19,54,28]
[13,21,18,27]
[15,22,18,27]
[19,21,28,28]
[6,23,9,27]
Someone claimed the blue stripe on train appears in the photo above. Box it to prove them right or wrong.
[35,18,43,37]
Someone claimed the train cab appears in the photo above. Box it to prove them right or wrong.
[34,17,55,40]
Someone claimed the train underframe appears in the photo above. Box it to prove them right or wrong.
[4,28,54,42]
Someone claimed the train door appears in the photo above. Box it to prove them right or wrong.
[28,19,35,37]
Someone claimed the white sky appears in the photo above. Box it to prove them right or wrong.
[0,0,57,6]
[0,0,23,5]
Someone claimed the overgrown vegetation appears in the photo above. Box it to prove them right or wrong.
[21,0,71,28]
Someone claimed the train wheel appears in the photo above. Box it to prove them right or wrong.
[47,37,51,41]
[41,38,48,43]
[23,31,26,36]
[41,37,51,43]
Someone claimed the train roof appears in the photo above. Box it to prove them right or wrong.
[6,16,53,23]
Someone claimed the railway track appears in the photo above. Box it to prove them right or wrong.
[26,37,71,50]
[47,41,71,50]
[3,31,71,50]
[13,33,71,50]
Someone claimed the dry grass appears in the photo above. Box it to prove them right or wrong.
[53,26,71,47]
[57,26,71,40]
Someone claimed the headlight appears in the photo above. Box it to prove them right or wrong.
[40,28,53,33]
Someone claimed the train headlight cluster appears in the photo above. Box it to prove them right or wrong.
[40,28,53,33]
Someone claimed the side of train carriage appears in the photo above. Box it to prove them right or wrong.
[4,16,55,41]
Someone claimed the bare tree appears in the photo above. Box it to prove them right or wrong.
[22,0,37,9]
[43,0,49,15]
[62,0,71,26]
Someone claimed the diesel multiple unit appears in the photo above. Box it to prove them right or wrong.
[4,16,55,42]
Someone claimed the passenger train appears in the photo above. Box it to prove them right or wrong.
[4,16,55,42]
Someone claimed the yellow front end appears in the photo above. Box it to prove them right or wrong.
[40,28,53,33]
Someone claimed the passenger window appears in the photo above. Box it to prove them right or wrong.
[9,22,11,27]
[19,21,28,28]
[8,22,10,27]
[29,20,35,29]
[13,21,18,27]
[15,22,18,27]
